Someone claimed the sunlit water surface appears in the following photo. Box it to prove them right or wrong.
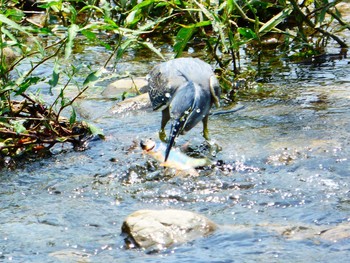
[1,39,350,262]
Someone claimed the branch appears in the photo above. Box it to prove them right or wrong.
[5,38,67,75]
[327,9,350,31]
[56,85,90,121]
[290,0,348,48]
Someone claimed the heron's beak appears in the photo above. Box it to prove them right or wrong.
[164,117,185,162]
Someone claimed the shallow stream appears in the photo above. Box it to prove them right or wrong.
[1,40,350,262]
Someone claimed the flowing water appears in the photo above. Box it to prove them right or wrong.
[1,41,350,262]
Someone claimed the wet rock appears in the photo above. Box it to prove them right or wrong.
[102,77,148,99]
[110,93,151,114]
[3,47,18,66]
[121,209,217,251]
[264,221,350,242]
[319,222,350,241]
[336,2,350,15]
[49,249,91,262]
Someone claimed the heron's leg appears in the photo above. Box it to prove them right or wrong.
[202,114,222,157]
[159,108,170,142]
[202,115,210,140]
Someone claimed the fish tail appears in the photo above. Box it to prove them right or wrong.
[187,156,212,168]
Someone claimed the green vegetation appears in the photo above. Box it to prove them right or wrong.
[1,0,348,167]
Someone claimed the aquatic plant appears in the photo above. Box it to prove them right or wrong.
[0,0,348,167]
[0,0,108,167]
[114,0,349,90]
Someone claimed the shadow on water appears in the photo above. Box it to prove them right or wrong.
[1,40,350,261]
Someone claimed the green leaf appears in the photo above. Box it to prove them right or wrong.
[81,29,96,41]
[179,20,212,29]
[69,108,76,125]
[49,59,60,89]
[258,7,293,35]
[0,14,30,35]
[238,27,257,40]
[137,13,177,32]
[38,1,61,9]
[5,8,25,22]
[140,41,165,60]
[12,120,27,134]
[65,24,80,60]
[15,77,41,95]
[130,0,158,11]
[193,0,227,52]
[125,10,141,26]
[1,27,18,43]
[0,84,16,95]
[56,137,67,143]
[116,38,135,60]
[59,89,69,107]
[174,27,195,58]
[82,69,103,88]
[227,0,234,14]
[78,5,104,14]
[83,121,105,139]
[67,4,78,24]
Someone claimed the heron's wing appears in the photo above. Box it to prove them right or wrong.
[169,82,196,124]
[147,63,188,111]
[209,75,221,108]
[172,58,221,107]
[147,58,220,111]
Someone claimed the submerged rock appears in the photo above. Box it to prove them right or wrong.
[3,47,18,66]
[319,222,350,241]
[110,93,151,114]
[102,77,148,99]
[121,209,217,251]
[262,221,350,242]
[49,249,91,262]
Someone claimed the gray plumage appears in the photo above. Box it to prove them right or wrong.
[146,57,221,162]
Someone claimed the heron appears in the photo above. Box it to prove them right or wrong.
[146,57,221,162]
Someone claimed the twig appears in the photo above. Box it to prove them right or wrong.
[327,9,350,31]
[48,73,74,115]
[290,0,348,48]
[20,41,66,82]
[0,129,38,139]
[5,38,67,75]
[56,85,90,121]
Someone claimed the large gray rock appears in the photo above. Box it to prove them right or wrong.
[122,209,217,251]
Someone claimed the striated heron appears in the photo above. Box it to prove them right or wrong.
[146,57,221,162]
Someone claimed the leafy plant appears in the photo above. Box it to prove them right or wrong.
[113,0,348,89]
[0,0,114,167]
[0,0,348,168]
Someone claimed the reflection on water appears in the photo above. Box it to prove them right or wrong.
[1,43,350,262]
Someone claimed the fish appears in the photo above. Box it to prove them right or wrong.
[140,138,212,171]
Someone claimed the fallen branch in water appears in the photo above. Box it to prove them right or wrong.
[0,98,96,168]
